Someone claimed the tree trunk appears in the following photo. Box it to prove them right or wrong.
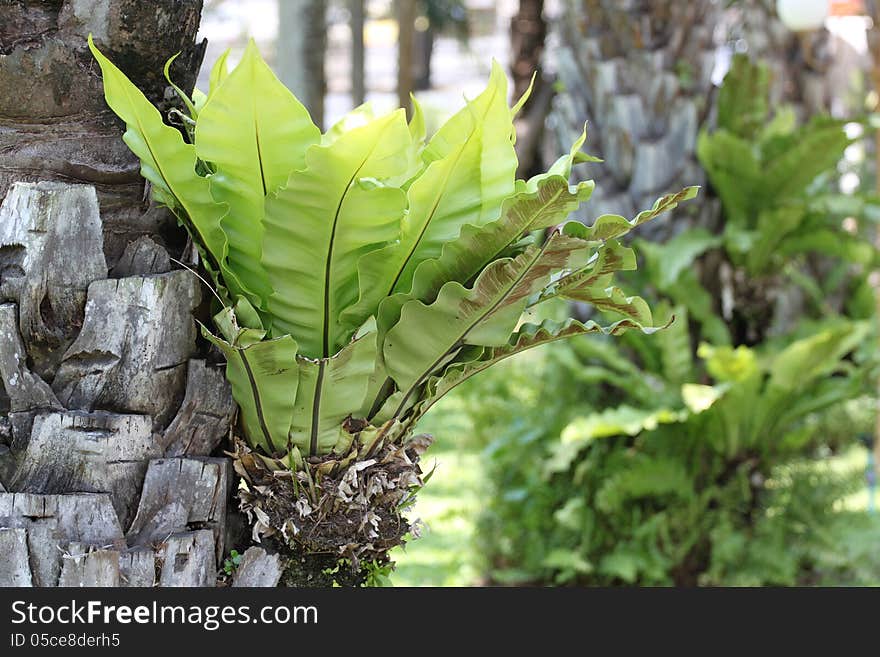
[413,22,434,91]
[722,0,833,118]
[0,0,278,587]
[548,0,723,241]
[510,0,546,104]
[510,0,550,177]
[350,0,366,106]
[550,1,841,338]
[396,0,416,117]
[278,0,327,129]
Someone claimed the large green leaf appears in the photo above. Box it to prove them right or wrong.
[289,329,379,456]
[663,269,731,346]
[768,321,869,392]
[397,316,664,424]
[262,110,411,356]
[638,228,723,289]
[408,174,595,305]
[196,40,321,306]
[757,115,850,204]
[342,62,517,330]
[717,54,770,139]
[88,37,228,275]
[745,206,805,274]
[697,130,760,226]
[585,186,700,241]
[546,406,686,475]
[383,228,595,413]
[202,308,299,456]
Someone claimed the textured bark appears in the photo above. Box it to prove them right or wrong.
[0,182,107,379]
[0,181,238,587]
[548,0,722,240]
[547,0,840,346]
[0,1,255,587]
[0,0,206,265]
[232,546,283,587]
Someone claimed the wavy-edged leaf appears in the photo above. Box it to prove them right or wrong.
[542,238,652,325]
[768,321,869,392]
[263,110,410,356]
[562,279,653,325]
[586,186,700,240]
[340,69,517,330]
[290,329,379,456]
[323,102,376,144]
[391,316,664,424]
[202,308,298,456]
[196,40,321,306]
[757,115,851,204]
[88,37,228,275]
[410,174,595,305]
[383,230,595,412]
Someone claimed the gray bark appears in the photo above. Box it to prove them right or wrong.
[0,0,206,265]
[722,0,833,117]
[0,1,269,587]
[0,181,238,587]
[548,0,723,240]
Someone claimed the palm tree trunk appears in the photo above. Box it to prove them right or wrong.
[549,0,723,241]
[350,0,366,106]
[0,0,277,587]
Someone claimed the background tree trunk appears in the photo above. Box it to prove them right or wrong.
[723,0,833,117]
[278,0,327,128]
[350,0,366,106]
[510,0,551,177]
[0,0,277,587]
[547,0,723,241]
[396,0,416,117]
[510,0,546,104]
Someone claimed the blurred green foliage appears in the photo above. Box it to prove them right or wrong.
[467,55,880,586]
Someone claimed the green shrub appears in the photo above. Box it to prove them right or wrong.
[471,55,880,586]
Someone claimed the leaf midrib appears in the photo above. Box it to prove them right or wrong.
[385,83,502,296]
[392,238,550,416]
